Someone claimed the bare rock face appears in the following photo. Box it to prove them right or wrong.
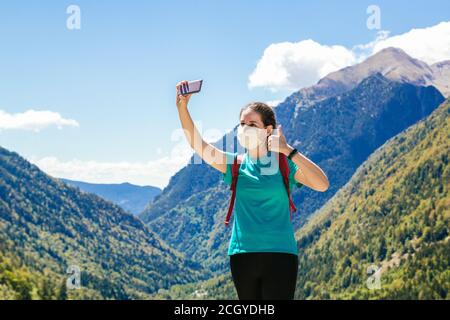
[287,47,449,118]
[430,60,450,97]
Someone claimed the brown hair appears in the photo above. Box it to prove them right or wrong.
[239,102,277,128]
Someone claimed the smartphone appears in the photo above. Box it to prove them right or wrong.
[178,79,203,95]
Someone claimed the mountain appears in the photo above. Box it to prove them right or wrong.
[430,60,450,97]
[140,71,444,274]
[0,146,209,299]
[59,179,161,216]
[277,47,449,120]
[292,98,450,299]
[154,97,450,300]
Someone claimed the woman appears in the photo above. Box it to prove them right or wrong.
[175,80,329,300]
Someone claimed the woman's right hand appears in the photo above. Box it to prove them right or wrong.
[176,80,193,109]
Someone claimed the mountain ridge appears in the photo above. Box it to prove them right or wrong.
[284,47,450,118]
[0,146,209,299]
[292,97,450,299]
[60,178,161,216]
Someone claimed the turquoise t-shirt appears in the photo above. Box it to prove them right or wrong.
[222,150,303,256]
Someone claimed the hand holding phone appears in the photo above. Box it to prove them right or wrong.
[176,80,203,109]
[177,79,203,96]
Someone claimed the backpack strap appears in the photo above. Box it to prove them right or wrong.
[224,154,243,227]
[279,152,297,222]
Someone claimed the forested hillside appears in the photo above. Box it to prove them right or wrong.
[294,98,449,299]
[0,147,209,299]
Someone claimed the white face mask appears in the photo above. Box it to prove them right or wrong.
[237,124,268,150]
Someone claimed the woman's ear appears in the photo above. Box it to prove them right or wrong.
[266,125,273,136]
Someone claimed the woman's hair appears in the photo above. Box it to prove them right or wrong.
[239,102,277,128]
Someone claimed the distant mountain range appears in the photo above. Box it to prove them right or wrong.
[139,47,445,274]
[0,147,209,299]
[154,97,450,300]
[59,179,161,216]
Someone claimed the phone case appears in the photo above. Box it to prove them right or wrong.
[179,79,203,95]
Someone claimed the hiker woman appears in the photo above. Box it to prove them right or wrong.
[175,80,329,300]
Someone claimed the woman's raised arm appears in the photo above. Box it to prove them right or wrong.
[175,80,228,174]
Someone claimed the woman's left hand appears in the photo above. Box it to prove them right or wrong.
[268,124,292,155]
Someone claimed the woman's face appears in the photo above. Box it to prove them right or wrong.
[239,108,273,134]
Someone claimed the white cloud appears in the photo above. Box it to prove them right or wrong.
[248,39,357,92]
[0,109,79,132]
[248,21,450,91]
[27,142,195,189]
[25,119,236,189]
[371,21,450,65]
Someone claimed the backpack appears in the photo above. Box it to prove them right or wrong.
[224,152,297,227]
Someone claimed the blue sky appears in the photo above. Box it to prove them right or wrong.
[0,0,449,187]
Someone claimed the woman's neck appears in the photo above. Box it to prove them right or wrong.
[247,144,269,160]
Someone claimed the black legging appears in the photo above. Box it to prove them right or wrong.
[229,252,299,300]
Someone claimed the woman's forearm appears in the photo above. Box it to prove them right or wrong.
[283,145,329,192]
[177,105,207,155]
[174,81,227,172]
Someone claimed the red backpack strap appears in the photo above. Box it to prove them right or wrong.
[225,154,243,227]
[279,152,297,222]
